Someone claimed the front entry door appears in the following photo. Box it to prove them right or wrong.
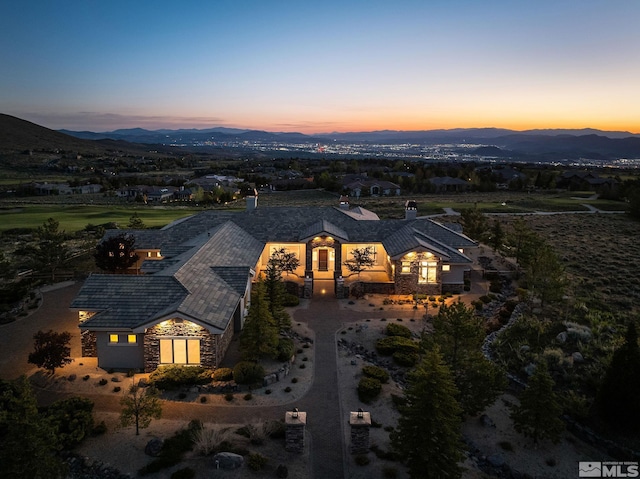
[318,249,328,271]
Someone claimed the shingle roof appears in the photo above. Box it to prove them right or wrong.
[70,275,187,329]
[77,205,477,333]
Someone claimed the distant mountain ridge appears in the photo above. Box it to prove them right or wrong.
[2,113,640,161]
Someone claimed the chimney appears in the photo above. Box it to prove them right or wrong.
[245,188,258,211]
[339,195,350,210]
[405,200,417,220]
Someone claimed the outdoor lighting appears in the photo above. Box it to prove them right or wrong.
[357,408,364,419]
[292,408,299,418]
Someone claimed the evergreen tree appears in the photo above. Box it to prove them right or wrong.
[26,217,71,281]
[0,376,67,478]
[94,233,139,272]
[120,384,162,435]
[525,243,566,307]
[460,207,489,242]
[239,281,279,361]
[488,219,505,252]
[127,212,146,229]
[264,261,291,330]
[597,322,640,431]
[425,301,505,415]
[28,329,73,374]
[510,362,564,444]
[391,348,465,479]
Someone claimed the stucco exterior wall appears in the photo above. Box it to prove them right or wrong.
[95,332,145,371]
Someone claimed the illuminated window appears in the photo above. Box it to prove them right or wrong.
[159,338,201,365]
[147,252,152,257]
[401,261,411,274]
[442,264,450,272]
[109,334,119,343]
[128,335,137,344]
[418,261,437,284]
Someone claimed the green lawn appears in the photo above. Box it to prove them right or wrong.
[0,205,203,232]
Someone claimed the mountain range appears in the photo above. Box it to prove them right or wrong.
[2,113,640,162]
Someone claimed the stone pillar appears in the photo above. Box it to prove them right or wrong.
[349,410,371,455]
[336,276,345,299]
[303,277,313,299]
[285,409,306,453]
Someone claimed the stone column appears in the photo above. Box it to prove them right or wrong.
[349,410,371,455]
[336,276,345,299]
[303,276,313,299]
[285,409,306,453]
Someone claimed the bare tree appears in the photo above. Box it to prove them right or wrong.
[344,246,375,277]
[120,384,162,435]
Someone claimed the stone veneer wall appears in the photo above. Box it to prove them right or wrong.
[144,319,218,373]
[392,259,441,296]
[215,319,234,366]
[81,330,97,357]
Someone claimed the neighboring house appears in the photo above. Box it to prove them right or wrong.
[344,180,401,197]
[429,176,470,193]
[557,170,618,192]
[33,182,102,195]
[71,195,476,372]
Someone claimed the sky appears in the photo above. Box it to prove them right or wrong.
[1,1,639,134]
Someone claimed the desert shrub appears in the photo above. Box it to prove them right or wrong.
[375,336,418,356]
[139,427,195,475]
[542,347,571,371]
[113,386,121,393]
[236,421,277,445]
[92,420,107,436]
[392,351,418,367]
[171,468,195,479]
[212,367,233,381]
[193,426,233,456]
[276,464,289,478]
[489,279,503,294]
[244,393,253,401]
[564,322,593,343]
[283,293,300,307]
[247,452,268,471]
[45,397,94,449]
[82,375,90,381]
[385,323,412,338]
[355,454,370,466]
[383,466,399,478]
[498,440,513,451]
[149,365,213,390]
[224,393,234,402]
[268,420,286,439]
[284,386,292,393]
[358,377,382,403]
[233,361,265,385]
[362,365,389,383]
[276,337,295,361]
[472,300,484,311]
[98,378,108,386]
[479,295,493,304]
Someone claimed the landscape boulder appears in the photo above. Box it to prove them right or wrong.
[144,438,163,457]
[213,452,244,470]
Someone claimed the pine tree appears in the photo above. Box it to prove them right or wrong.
[597,322,640,431]
[425,301,505,415]
[460,207,489,242]
[488,219,505,252]
[510,362,564,444]
[391,348,465,479]
[27,217,71,281]
[264,260,291,330]
[239,281,279,361]
[0,376,67,478]
[127,212,146,229]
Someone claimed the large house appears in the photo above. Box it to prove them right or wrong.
[70,195,476,372]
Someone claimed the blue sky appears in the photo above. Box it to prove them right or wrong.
[1,0,639,133]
